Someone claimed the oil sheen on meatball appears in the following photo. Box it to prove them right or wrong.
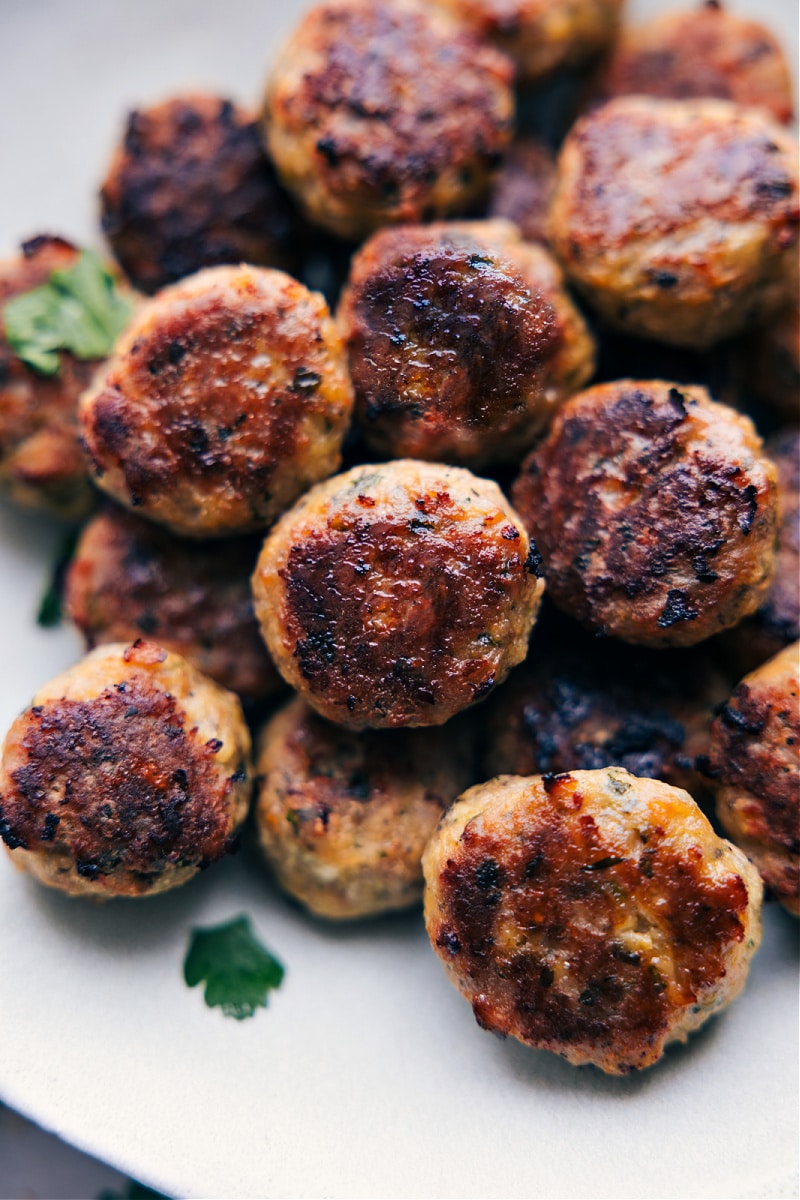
[64,505,283,701]
[262,0,514,240]
[549,97,799,348]
[486,137,556,246]
[79,264,354,538]
[0,640,252,898]
[710,642,800,916]
[423,768,762,1073]
[252,460,544,729]
[255,695,474,919]
[100,94,302,294]
[338,220,595,467]
[0,236,98,518]
[512,381,779,647]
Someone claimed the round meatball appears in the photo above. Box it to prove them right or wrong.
[595,2,794,125]
[64,505,283,702]
[0,639,252,899]
[548,97,799,348]
[338,220,594,467]
[486,137,556,246]
[79,264,354,538]
[423,768,762,1074]
[255,695,474,919]
[432,0,624,83]
[710,642,799,916]
[512,381,779,647]
[253,460,544,729]
[262,0,514,241]
[100,94,302,295]
[0,236,98,518]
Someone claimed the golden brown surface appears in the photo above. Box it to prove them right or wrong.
[255,695,474,919]
[338,220,594,467]
[423,769,762,1073]
[512,380,778,647]
[548,97,799,348]
[0,640,252,898]
[79,264,354,538]
[487,137,556,246]
[253,460,544,729]
[263,0,514,240]
[64,505,283,701]
[710,642,800,916]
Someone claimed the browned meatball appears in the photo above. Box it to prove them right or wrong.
[64,505,283,702]
[79,264,354,538]
[0,236,98,518]
[548,97,799,348]
[710,642,800,916]
[595,2,794,125]
[252,460,544,729]
[512,381,779,647]
[255,695,474,919]
[100,94,302,295]
[734,302,799,422]
[423,769,762,1073]
[338,220,595,467]
[486,137,556,246]
[0,640,252,899]
[263,0,514,241]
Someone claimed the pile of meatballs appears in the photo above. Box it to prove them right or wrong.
[0,0,797,1076]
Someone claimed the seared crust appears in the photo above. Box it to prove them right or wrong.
[263,0,514,240]
[0,236,97,518]
[100,94,301,294]
[487,137,556,246]
[0,640,252,898]
[252,460,545,729]
[423,768,762,1073]
[64,506,283,701]
[255,695,474,918]
[338,220,595,467]
[710,643,800,916]
[512,380,779,647]
[79,264,354,537]
[548,97,799,348]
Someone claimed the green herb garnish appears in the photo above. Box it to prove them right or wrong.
[98,1181,169,1200]
[36,528,80,628]
[183,915,285,1020]
[4,249,133,375]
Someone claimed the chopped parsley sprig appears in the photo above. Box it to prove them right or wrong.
[183,915,285,1020]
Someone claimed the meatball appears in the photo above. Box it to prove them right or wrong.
[252,460,544,729]
[255,695,474,919]
[734,302,799,422]
[710,643,799,916]
[0,639,252,899]
[595,2,794,125]
[64,505,283,702]
[486,137,556,246]
[512,381,779,647]
[338,220,594,467]
[100,94,302,295]
[423,768,762,1074]
[0,236,98,518]
[79,264,354,538]
[432,0,624,83]
[548,97,799,348]
[262,0,514,241]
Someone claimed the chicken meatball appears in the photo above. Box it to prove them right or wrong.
[0,236,98,518]
[100,94,302,295]
[64,505,283,702]
[710,643,799,916]
[255,695,474,919]
[0,639,252,899]
[253,460,544,729]
[486,137,556,246]
[595,2,794,125]
[262,0,514,241]
[512,381,779,647]
[79,264,354,538]
[548,97,799,348]
[423,768,762,1073]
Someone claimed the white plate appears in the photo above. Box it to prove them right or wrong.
[0,3,797,1197]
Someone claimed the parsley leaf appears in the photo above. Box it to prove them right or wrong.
[3,249,133,375]
[36,528,80,628]
[183,915,285,1020]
